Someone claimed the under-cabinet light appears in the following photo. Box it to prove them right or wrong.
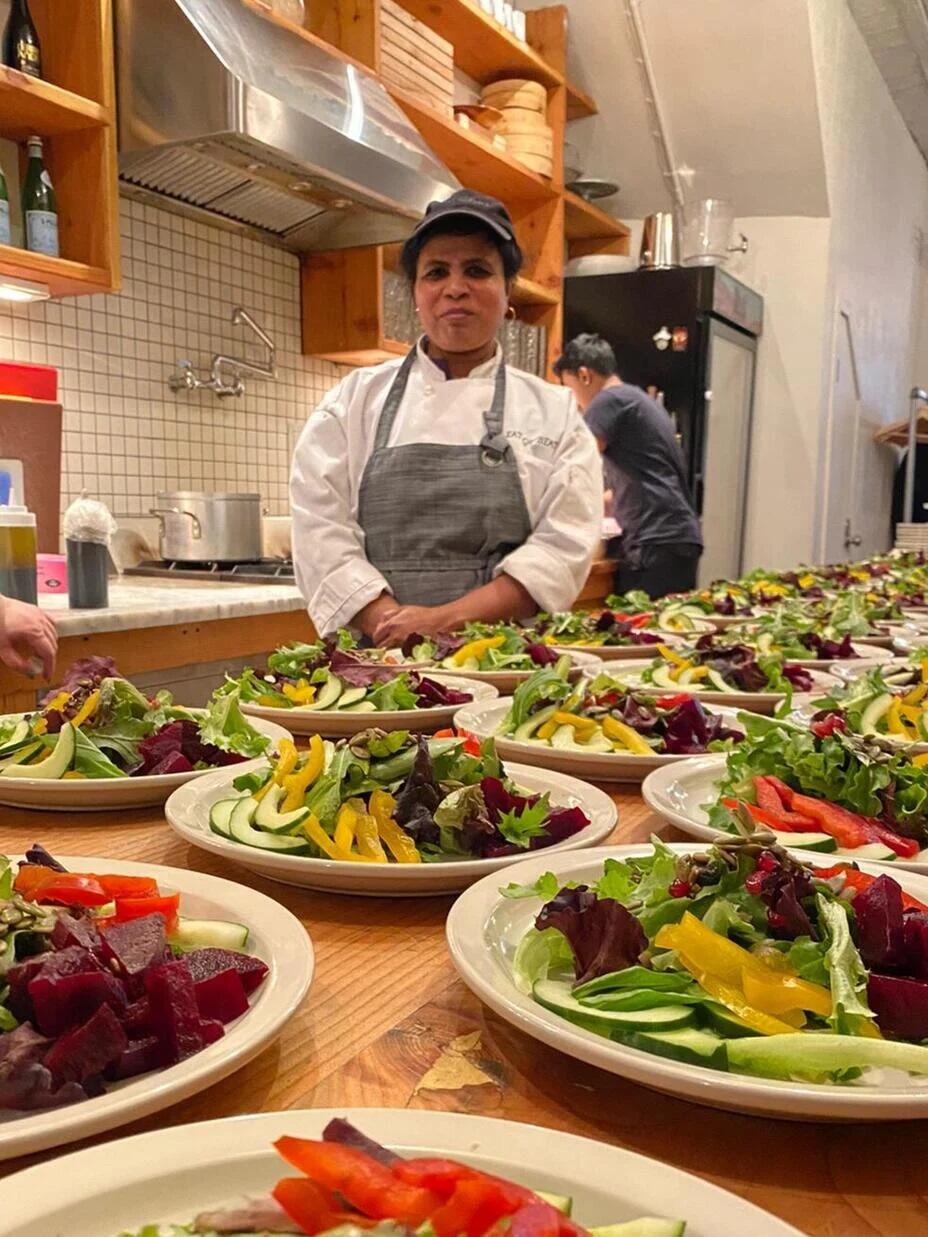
[0,276,51,303]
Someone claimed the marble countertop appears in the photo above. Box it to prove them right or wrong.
[39,578,307,637]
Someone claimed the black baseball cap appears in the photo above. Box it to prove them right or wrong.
[408,189,516,243]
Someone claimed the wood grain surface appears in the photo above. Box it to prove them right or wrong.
[1,789,927,1235]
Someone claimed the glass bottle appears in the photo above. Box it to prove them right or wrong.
[22,136,58,257]
[0,165,10,247]
[2,0,41,78]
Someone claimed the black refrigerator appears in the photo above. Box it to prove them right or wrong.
[565,266,763,584]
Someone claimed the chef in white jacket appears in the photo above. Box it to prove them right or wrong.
[291,189,602,646]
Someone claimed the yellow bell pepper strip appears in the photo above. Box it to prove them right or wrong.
[536,718,559,741]
[919,657,928,685]
[741,969,833,1019]
[273,739,299,785]
[281,734,325,811]
[602,715,653,755]
[657,643,689,667]
[886,698,917,739]
[355,812,388,862]
[70,689,101,729]
[43,690,70,713]
[904,683,928,706]
[334,801,362,854]
[282,679,317,705]
[656,913,777,986]
[686,666,709,682]
[32,716,48,736]
[914,752,928,768]
[798,573,815,589]
[668,659,694,682]
[61,770,86,779]
[451,635,505,666]
[300,811,348,861]
[369,788,421,863]
[258,694,283,706]
[681,962,802,1036]
[552,711,599,735]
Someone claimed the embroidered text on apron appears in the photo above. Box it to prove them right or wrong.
[357,346,533,607]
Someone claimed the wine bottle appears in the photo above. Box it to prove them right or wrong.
[0,166,9,247]
[2,0,41,78]
[22,137,58,257]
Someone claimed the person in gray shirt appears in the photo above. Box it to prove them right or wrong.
[555,333,703,599]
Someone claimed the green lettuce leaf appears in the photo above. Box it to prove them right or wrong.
[511,926,575,993]
[73,727,126,779]
[817,894,876,1034]
[502,662,573,733]
[501,871,561,901]
[197,688,269,758]
[497,795,551,848]
[367,675,419,712]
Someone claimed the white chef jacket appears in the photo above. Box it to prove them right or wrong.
[291,340,603,635]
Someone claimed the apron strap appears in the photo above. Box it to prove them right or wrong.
[373,346,418,452]
[373,342,510,468]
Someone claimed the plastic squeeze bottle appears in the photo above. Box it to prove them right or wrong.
[0,483,38,605]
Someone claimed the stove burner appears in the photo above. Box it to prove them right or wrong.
[125,558,296,584]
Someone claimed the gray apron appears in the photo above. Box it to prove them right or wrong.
[357,346,532,606]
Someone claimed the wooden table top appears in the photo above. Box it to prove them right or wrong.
[2,789,927,1236]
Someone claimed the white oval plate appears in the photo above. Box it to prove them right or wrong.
[448,844,928,1119]
[777,641,894,669]
[830,656,912,684]
[165,761,617,896]
[429,648,603,695]
[0,1106,800,1237]
[550,637,683,661]
[787,701,928,755]
[0,716,292,812]
[596,659,840,715]
[0,854,314,1161]
[641,754,928,873]
[455,697,746,783]
[240,675,497,737]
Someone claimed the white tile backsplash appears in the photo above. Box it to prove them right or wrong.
[0,198,348,525]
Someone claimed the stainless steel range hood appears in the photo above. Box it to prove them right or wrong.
[114,0,459,250]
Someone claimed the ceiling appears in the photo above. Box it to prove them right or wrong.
[848,0,928,160]
[521,0,829,219]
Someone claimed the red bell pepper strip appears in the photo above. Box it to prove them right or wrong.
[393,1157,481,1195]
[94,874,160,899]
[866,822,920,859]
[435,728,481,756]
[748,777,819,829]
[272,1177,377,1234]
[721,798,816,833]
[812,863,928,912]
[273,1138,440,1226]
[810,714,848,739]
[753,776,784,812]
[654,693,693,710]
[761,775,797,808]
[789,794,875,849]
[113,892,180,933]
[610,610,653,628]
[18,872,110,907]
[13,865,61,897]
[429,1174,535,1237]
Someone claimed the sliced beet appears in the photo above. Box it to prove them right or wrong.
[44,1002,128,1085]
[106,1035,161,1081]
[193,968,248,1024]
[903,912,928,981]
[198,1017,225,1046]
[122,997,152,1036]
[144,960,204,1063]
[50,914,100,953]
[8,944,101,999]
[100,914,167,982]
[854,875,906,970]
[146,750,194,777]
[182,948,268,996]
[868,973,928,1040]
[28,968,127,1037]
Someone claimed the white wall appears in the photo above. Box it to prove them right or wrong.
[808,0,928,558]
[726,217,832,570]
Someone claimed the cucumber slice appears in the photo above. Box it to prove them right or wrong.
[0,739,45,771]
[313,675,344,711]
[676,667,694,686]
[3,722,75,780]
[706,669,731,693]
[757,632,774,655]
[550,725,585,751]
[171,917,249,951]
[336,686,368,709]
[533,979,695,1033]
[209,797,244,838]
[537,1193,572,1217]
[341,700,378,713]
[254,785,311,833]
[650,665,676,690]
[228,797,310,854]
[589,1221,686,1237]
[702,1002,762,1039]
[613,1024,729,1069]
[0,719,30,756]
[726,1031,928,1081]
[849,842,896,861]
[513,704,558,742]
[860,692,893,734]
[771,830,838,853]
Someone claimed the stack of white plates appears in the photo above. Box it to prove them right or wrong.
[895,522,928,550]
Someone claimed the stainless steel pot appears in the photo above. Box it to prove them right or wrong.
[639,212,679,269]
[150,491,263,562]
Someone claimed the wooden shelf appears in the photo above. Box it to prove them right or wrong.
[564,190,630,241]
[392,0,563,87]
[566,79,597,122]
[511,274,560,307]
[390,88,557,203]
[0,243,111,297]
[314,340,408,367]
[0,68,108,140]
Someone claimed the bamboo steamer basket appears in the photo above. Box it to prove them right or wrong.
[505,136,553,160]
[481,78,547,112]
[512,151,553,177]
[497,108,549,131]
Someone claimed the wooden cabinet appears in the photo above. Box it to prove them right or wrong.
[298,0,629,376]
[0,0,119,298]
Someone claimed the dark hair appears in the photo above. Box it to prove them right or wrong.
[399,217,523,285]
[553,333,618,378]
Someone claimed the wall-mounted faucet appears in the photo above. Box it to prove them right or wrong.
[169,307,276,398]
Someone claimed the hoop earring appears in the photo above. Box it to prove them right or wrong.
[506,305,517,320]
